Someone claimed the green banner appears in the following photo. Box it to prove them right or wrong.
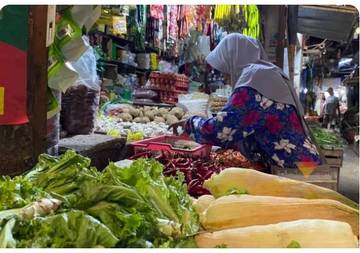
[0,5,29,52]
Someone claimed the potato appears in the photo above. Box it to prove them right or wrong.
[166,114,179,125]
[159,108,169,115]
[170,107,185,119]
[153,109,162,117]
[133,117,142,123]
[145,110,155,121]
[128,107,140,117]
[119,112,133,122]
[144,106,152,112]
[142,116,150,123]
[154,116,165,123]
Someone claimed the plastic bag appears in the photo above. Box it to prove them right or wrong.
[197,35,210,57]
[47,88,61,119]
[61,46,101,135]
[47,90,61,149]
[177,92,209,116]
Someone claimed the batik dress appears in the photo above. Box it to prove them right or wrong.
[184,87,321,169]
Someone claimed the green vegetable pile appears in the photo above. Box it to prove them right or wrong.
[311,127,344,149]
[0,150,199,248]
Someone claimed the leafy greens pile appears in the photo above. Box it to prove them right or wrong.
[0,150,199,248]
[311,126,344,149]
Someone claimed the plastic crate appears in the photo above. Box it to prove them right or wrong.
[271,165,339,191]
[131,135,212,158]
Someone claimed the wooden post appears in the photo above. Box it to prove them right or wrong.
[0,6,48,175]
[288,44,296,82]
[275,6,286,69]
[28,6,48,163]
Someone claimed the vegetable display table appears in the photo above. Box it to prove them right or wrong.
[58,134,127,170]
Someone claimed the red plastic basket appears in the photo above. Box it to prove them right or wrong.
[131,135,212,158]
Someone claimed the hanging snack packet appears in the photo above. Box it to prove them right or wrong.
[55,11,88,61]
[70,5,101,32]
[48,44,79,92]
[112,16,127,36]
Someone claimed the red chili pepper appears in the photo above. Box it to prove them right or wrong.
[203,170,214,180]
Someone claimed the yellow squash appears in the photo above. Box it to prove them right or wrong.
[201,194,359,236]
[204,168,358,209]
[193,195,215,215]
[195,219,359,248]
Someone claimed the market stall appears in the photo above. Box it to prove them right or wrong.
[0,4,359,249]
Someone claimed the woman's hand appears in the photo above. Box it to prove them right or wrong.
[168,120,186,135]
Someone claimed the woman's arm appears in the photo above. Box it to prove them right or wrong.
[184,87,263,148]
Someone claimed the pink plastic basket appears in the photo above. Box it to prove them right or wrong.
[131,135,212,158]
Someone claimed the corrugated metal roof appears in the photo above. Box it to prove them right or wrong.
[297,5,358,42]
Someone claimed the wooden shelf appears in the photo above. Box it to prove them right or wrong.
[90,30,159,54]
[132,101,174,108]
[102,59,151,75]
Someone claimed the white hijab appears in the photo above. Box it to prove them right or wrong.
[205,33,304,115]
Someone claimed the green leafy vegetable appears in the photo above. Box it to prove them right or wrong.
[102,160,199,237]
[0,176,47,211]
[13,210,118,248]
[3,152,200,248]
[311,127,344,149]
[0,219,16,248]
[25,150,98,196]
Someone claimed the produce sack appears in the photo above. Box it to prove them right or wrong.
[61,47,101,135]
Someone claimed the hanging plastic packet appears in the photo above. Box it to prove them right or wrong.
[55,11,88,61]
[112,16,127,36]
[62,36,89,62]
[47,88,61,119]
[70,5,101,32]
[48,44,79,92]
[150,53,159,70]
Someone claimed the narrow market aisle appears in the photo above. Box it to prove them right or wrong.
[338,144,359,203]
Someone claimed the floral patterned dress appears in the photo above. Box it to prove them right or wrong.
[184,87,321,169]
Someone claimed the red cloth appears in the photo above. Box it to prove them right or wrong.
[0,41,28,125]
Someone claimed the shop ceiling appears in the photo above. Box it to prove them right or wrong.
[297,5,358,43]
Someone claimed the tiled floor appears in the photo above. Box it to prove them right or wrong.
[338,144,359,202]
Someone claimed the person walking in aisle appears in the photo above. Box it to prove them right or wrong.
[323,87,340,129]
[169,33,321,170]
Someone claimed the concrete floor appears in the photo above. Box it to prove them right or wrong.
[338,144,359,203]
